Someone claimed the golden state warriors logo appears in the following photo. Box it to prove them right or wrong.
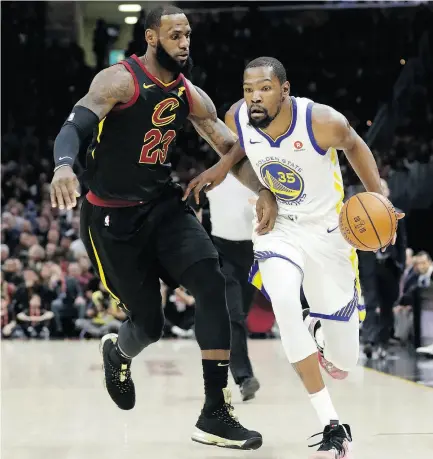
[152,98,179,127]
[260,161,305,203]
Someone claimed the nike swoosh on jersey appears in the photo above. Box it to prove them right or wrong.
[143,83,156,89]
[327,225,339,233]
[249,139,262,144]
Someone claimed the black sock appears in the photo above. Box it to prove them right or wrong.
[202,359,229,413]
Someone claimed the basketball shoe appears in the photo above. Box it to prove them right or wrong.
[303,309,348,380]
[100,333,135,410]
[308,421,352,458]
[192,388,263,450]
[240,376,260,402]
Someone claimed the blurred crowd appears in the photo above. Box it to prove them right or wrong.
[1,3,432,356]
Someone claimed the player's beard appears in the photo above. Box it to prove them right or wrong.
[155,40,193,78]
[247,103,281,129]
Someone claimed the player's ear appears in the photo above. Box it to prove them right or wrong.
[145,28,158,47]
[282,81,290,100]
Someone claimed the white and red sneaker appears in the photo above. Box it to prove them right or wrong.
[303,309,348,380]
[308,421,352,459]
[317,352,348,380]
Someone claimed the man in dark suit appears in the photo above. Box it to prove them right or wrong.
[361,179,407,358]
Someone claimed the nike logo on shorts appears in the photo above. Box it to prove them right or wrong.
[327,225,339,233]
[217,362,229,367]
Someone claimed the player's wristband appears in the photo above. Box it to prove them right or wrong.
[53,105,99,168]
[258,186,269,194]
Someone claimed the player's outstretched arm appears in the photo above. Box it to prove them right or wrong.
[50,66,134,210]
[312,103,404,244]
[186,87,260,191]
[185,89,277,234]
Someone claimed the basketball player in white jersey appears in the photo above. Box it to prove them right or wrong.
[184,57,404,459]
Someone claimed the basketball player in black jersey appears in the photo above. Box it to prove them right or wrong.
[50,6,277,450]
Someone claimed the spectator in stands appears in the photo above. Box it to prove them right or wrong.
[16,293,54,339]
[401,252,433,356]
[51,263,87,336]
[393,248,419,343]
[75,282,126,338]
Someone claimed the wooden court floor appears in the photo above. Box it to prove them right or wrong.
[2,339,433,459]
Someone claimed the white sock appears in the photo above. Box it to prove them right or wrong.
[308,387,339,428]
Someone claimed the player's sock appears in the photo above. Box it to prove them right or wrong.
[109,341,131,364]
[308,387,339,428]
[202,359,229,412]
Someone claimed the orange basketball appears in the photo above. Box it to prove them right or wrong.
[338,192,397,252]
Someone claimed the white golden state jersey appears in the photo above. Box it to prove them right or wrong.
[234,96,345,219]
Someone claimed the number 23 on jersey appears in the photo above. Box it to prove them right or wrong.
[139,128,176,165]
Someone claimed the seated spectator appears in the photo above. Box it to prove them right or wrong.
[27,244,45,272]
[16,293,54,339]
[75,282,126,338]
[1,270,19,338]
[393,248,419,343]
[1,244,10,264]
[162,284,195,339]
[50,263,87,336]
[399,251,433,356]
[11,269,54,315]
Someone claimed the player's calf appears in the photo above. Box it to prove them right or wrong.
[303,309,348,380]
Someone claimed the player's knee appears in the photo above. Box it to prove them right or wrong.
[133,311,164,346]
[181,258,226,304]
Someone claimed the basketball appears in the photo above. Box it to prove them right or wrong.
[339,192,398,251]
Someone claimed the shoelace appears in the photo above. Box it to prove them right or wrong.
[214,404,242,428]
[308,428,346,454]
[108,363,132,393]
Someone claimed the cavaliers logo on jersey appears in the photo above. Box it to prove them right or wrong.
[260,161,305,203]
[152,98,179,127]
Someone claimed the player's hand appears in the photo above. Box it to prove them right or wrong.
[378,211,405,252]
[50,166,80,210]
[255,189,278,235]
[182,159,230,205]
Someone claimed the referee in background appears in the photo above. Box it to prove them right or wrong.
[190,173,260,401]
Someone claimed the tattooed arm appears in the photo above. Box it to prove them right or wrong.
[185,87,278,234]
[74,65,135,118]
[187,85,262,192]
[51,66,135,210]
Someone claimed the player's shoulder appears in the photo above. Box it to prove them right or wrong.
[183,81,217,119]
[311,102,346,128]
[90,63,135,98]
[97,63,134,83]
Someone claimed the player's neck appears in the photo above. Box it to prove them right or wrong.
[140,53,177,85]
[261,97,293,141]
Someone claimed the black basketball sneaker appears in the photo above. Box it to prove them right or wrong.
[308,421,353,458]
[100,333,135,410]
[191,388,263,450]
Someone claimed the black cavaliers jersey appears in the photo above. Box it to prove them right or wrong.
[85,54,191,202]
